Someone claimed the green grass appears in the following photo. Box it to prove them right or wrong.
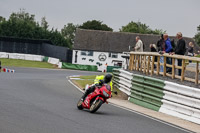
[72,75,97,88]
[0,58,55,69]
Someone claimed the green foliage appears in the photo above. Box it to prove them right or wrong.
[61,23,78,46]
[0,9,71,48]
[194,25,200,46]
[120,21,165,35]
[79,20,113,31]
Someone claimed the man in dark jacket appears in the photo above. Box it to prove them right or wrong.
[175,32,186,76]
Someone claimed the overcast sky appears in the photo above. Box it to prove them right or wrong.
[0,0,200,37]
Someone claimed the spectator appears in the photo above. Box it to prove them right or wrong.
[175,32,186,76]
[157,34,165,72]
[163,34,172,73]
[188,42,194,63]
[157,34,165,52]
[134,36,143,52]
[150,44,157,68]
[188,42,194,56]
[150,44,157,52]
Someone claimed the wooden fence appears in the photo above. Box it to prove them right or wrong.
[128,52,200,84]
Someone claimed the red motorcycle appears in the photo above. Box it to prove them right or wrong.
[77,84,112,113]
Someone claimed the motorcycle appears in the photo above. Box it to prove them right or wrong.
[77,84,112,113]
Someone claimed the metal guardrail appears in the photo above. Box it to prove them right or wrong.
[128,52,200,84]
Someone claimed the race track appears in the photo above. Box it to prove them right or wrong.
[0,67,192,133]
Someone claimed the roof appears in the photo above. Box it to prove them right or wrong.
[73,29,197,53]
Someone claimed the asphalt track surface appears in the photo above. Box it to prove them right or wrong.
[0,67,193,133]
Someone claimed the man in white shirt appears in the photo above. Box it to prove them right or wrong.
[134,36,143,52]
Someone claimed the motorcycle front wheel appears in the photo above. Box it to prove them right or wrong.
[90,99,103,113]
[77,98,83,110]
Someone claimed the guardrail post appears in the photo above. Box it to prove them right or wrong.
[172,58,175,79]
[151,56,155,76]
[163,57,167,76]
[195,62,199,84]
[181,59,185,81]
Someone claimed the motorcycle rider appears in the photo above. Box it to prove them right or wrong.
[81,73,113,101]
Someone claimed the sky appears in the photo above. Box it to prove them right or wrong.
[0,0,200,37]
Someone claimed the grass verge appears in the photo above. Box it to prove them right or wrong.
[0,58,56,69]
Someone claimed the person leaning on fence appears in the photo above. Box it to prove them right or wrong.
[134,36,143,52]
[150,44,157,68]
[157,34,164,52]
[163,34,172,73]
[174,32,186,76]
[157,34,165,72]
[188,42,194,63]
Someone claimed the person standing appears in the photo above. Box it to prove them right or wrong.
[134,36,143,52]
[163,34,172,73]
[150,44,157,68]
[188,42,194,56]
[157,34,165,72]
[188,42,194,63]
[157,34,164,52]
[175,32,186,76]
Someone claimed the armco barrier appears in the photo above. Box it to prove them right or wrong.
[0,52,8,58]
[0,52,60,65]
[113,68,200,125]
[48,57,60,65]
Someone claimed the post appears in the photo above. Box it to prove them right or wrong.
[181,59,185,81]
[156,56,160,75]
[172,58,175,79]
[129,54,133,70]
[163,56,167,76]
[147,56,150,75]
[132,55,135,70]
[137,55,140,71]
[143,55,146,73]
[134,55,137,70]
[151,56,155,76]
[140,55,143,72]
[195,62,199,84]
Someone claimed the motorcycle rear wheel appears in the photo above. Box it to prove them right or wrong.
[77,99,83,110]
[90,99,103,113]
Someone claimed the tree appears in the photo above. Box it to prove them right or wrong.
[41,17,49,31]
[61,23,78,46]
[79,20,113,31]
[0,9,71,48]
[194,25,200,46]
[120,21,165,35]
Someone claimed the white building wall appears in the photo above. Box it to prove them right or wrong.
[72,50,126,71]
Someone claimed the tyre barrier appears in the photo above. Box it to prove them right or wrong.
[113,69,200,125]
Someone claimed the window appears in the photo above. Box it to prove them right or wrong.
[109,53,118,58]
[81,51,93,56]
